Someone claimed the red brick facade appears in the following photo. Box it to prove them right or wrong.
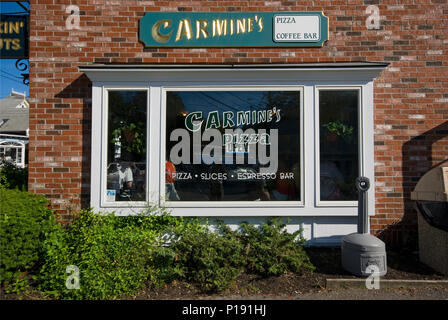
[28,0,448,246]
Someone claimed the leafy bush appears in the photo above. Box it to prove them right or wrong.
[171,222,245,292]
[231,218,315,277]
[1,188,314,298]
[37,207,202,299]
[168,218,314,293]
[38,209,161,299]
[1,187,315,298]
[0,188,56,289]
[0,161,28,190]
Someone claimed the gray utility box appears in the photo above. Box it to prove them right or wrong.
[341,233,387,277]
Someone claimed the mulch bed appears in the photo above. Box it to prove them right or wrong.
[128,248,448,300]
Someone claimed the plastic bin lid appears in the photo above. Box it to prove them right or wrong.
[411,164,448,202]
[415,201,448,232]
[342,233,386,252]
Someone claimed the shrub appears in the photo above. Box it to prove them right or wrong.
[236,218,315,277]
[1,190,315,298]
[170,218,314,293]
[38,209,160,299]
[37,206,212,299]
[171,222,245,292]
[0,161,28,190]
[34,207,314,297]
[0,188,56,289]
[147,215,206,286]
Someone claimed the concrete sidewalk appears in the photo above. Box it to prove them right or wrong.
[198,287,448,300]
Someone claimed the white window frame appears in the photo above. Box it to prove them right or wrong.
[99,85,150,209]
[87,66,377,217]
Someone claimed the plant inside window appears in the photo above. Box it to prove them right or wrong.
[322,120,354,144]
[108,91,147,161]
[111,121,146,156]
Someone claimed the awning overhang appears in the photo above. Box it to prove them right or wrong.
[79,62,389,83]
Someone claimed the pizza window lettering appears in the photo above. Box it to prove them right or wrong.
[165,90,301,202]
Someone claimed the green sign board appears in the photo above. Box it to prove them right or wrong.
[140,12,328,47]
[0,15,28,59]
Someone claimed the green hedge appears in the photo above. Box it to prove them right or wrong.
[37,209,179,300]
[0,188,56,288]
[0,161,28,191]
[236,219,315,276]
[1,190,315,298]
[170,218,315,292]
[172,223,245,292]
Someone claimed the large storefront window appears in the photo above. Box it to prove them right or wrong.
[106,90,147,202]
[165,89,301,202]
[319,89,359,201]
[86,65,381,216]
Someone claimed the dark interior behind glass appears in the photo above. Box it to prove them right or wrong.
[106,91,147,202]
[319,90,359,201]
[165,90,301,202]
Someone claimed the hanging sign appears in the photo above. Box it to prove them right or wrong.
[139,12,328,47]
[0,15,28,59]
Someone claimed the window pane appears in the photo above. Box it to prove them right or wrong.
[319,90,359,201]
[165,90,301,201]
[106,91,147,202]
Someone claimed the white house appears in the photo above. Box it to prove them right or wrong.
[0,89,29,168]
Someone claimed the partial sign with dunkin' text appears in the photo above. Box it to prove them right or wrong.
[0,15,28,59]
[139,12,328,48]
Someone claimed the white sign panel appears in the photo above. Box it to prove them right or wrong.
[273,15,321,42]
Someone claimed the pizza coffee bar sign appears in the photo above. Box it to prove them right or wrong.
[140,12,328,47]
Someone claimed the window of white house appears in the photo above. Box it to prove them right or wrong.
[164,89,302,202]
[105,90,147,202]
[0,141,26,168]
[318,88,360,202]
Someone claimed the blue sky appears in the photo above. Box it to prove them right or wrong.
[0,1,30,99]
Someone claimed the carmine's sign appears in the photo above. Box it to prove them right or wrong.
[0,15,28,59]
[139,12,328,47]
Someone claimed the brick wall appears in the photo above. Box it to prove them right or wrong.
[28,0,448,245]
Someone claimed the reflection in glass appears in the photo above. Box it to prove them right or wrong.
[165,90,301,202]
[106,91,147,202]
[319,90,359,201]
